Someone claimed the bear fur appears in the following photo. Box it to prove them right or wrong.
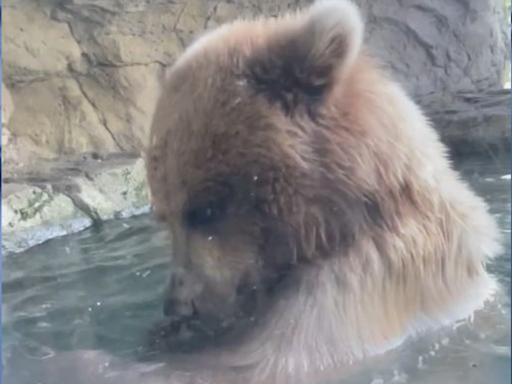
[143,1,501,383]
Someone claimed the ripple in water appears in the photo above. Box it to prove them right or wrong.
[2,158,511,383]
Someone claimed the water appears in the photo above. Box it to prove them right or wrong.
[2,157,511,383]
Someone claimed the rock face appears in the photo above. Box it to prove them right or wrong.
[360,0,510,107]
[2,82,14,148]
[2,82,14,128]
[1,0,510,254]
[2,0,510,159]
[2,155,151,255]
[430,88,512,158]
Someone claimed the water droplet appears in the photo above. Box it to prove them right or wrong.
[417,355,424,368]
[96,302,101,306]
[208,236,213,241]
[500,174,511,180]
[390,370,408,383]
[142,270,151,278]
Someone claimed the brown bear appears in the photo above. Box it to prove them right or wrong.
[2,1,501,384]
[142,0,501,382]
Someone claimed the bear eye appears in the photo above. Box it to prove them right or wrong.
[185,182,234,230]
[185,199,227,230]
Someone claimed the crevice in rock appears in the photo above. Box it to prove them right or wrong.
[51,181,102,222]
[204,0,223,29]
[43,11,125,152]
[94,60,170,69]
[172,1,191,50]
[173,1,190,31]
[6,73,74,89]
[66,193,102,222]
[175,31,187,50]
[20,181,98,225]
[71,74,124,152]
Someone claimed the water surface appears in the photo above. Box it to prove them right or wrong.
[2,157,511,383]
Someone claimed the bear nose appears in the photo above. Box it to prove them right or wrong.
[163,267,204,318]
[163,296,194,318]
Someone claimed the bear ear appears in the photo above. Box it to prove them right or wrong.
[246,0,364,114]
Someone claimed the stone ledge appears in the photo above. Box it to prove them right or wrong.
[2,183,93,255]
[2,154,151,256]
[427,89,511,158]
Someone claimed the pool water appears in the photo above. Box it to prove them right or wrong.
[2,157,511,383]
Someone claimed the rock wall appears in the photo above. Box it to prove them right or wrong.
[2,0,510,161]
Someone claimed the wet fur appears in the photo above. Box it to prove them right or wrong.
[142,1,504,383]
[143,1,502,383]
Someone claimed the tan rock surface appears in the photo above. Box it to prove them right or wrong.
[2,82,14,128]
[8,78,120,154]
[2,0,510,165]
